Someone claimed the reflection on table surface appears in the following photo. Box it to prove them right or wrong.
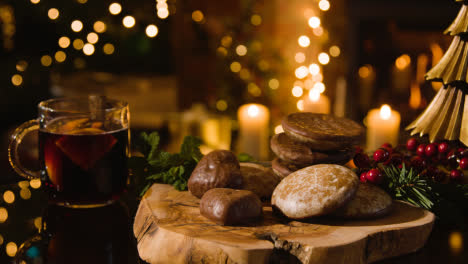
[0,180,141,264]
[0,178,467,264]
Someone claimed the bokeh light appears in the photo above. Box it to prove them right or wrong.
[30,179,41,189]
[71,20,83,32]
[83,43,95,55]
[221,36,232,47]
[319,0,331,11]
[109,3,122,15]
[216,100,228,111]
[216,47,227,57]
[309,63,320,75]
[313,82,325,93]
[157,9,169,19]
[248,83,261,97]
[146,24,158,37]
[58,36,70,48]
[48,8,59,20]
[6,242,17,257]
[11,74,22,86]
[359,65,372,78]
[3,191,14,203]
[236,45,247,56]
[87,32,99,44]
[18,181,29,189]
[296,100,304,111]
[40,55,52,66]
[20,188,31,200]
[30,0,40,4]
[298,36,310,47]
[295,52,306,63]
[55,51,66,62]
[0,207,7,223]
[318,52,330,65]
[73,39,84,50]
[449,231,463,254]
[251,14,262,26]
[239,69,250,80]
[122,16,135,28]
[395,54,411,70]
[192,10,204,23]
[329,45,341,57]
[230,61,241,72]
[274,125,284,134]
[16,61,28,72]
[313,27,324,36]
[268,78,279,90]
[308,17,320,28]
[295,66,309,79]
[292,86,303,97]
[103,43,115,54]
[93,21,106,33]
[34,217,42,230]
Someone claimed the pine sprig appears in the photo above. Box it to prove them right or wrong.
[129,132,203,197]
[381,164,435,210]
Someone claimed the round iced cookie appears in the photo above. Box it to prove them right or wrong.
[271,164,359,219]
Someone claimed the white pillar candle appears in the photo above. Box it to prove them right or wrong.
[366,104,401,151]
[237,104,270,160]
[303,89,330,114]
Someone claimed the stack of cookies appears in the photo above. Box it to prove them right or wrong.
[271,113,365,178]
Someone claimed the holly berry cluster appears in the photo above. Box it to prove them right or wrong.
[353,139,468,185]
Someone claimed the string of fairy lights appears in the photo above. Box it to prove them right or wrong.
[292,0,341,113]
[8,0,168,88]
[0,179,42,258]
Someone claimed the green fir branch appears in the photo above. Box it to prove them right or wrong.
[381,164,434,210]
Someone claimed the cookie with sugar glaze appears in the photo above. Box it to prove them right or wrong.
[271,164,359,219]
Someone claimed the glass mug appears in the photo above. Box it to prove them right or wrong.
[9,96,130,208]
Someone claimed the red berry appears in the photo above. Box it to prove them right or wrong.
[425,143,438,157]
[460,157,468,170]
[411,156,427,170]
[373,148,389,163]
[406,138,418,151]
[438,142,449,154]
[366,168,383,184]
[353,153,370,168]
[416,144,426,156]
[450,169,463,181]
[360,172,368,183]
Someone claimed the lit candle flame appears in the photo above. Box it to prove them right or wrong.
[380,104,392,120]
[247,105,259,117]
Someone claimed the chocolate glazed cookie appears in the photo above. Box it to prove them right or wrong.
[271,158,306,178]
[282,113,364,151]
[270,133,354,165]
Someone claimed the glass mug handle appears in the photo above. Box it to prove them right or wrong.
[8,119,41,179]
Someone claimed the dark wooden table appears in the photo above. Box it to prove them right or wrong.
[0,177,466,264]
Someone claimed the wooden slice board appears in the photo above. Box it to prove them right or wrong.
[134,184,435,264]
